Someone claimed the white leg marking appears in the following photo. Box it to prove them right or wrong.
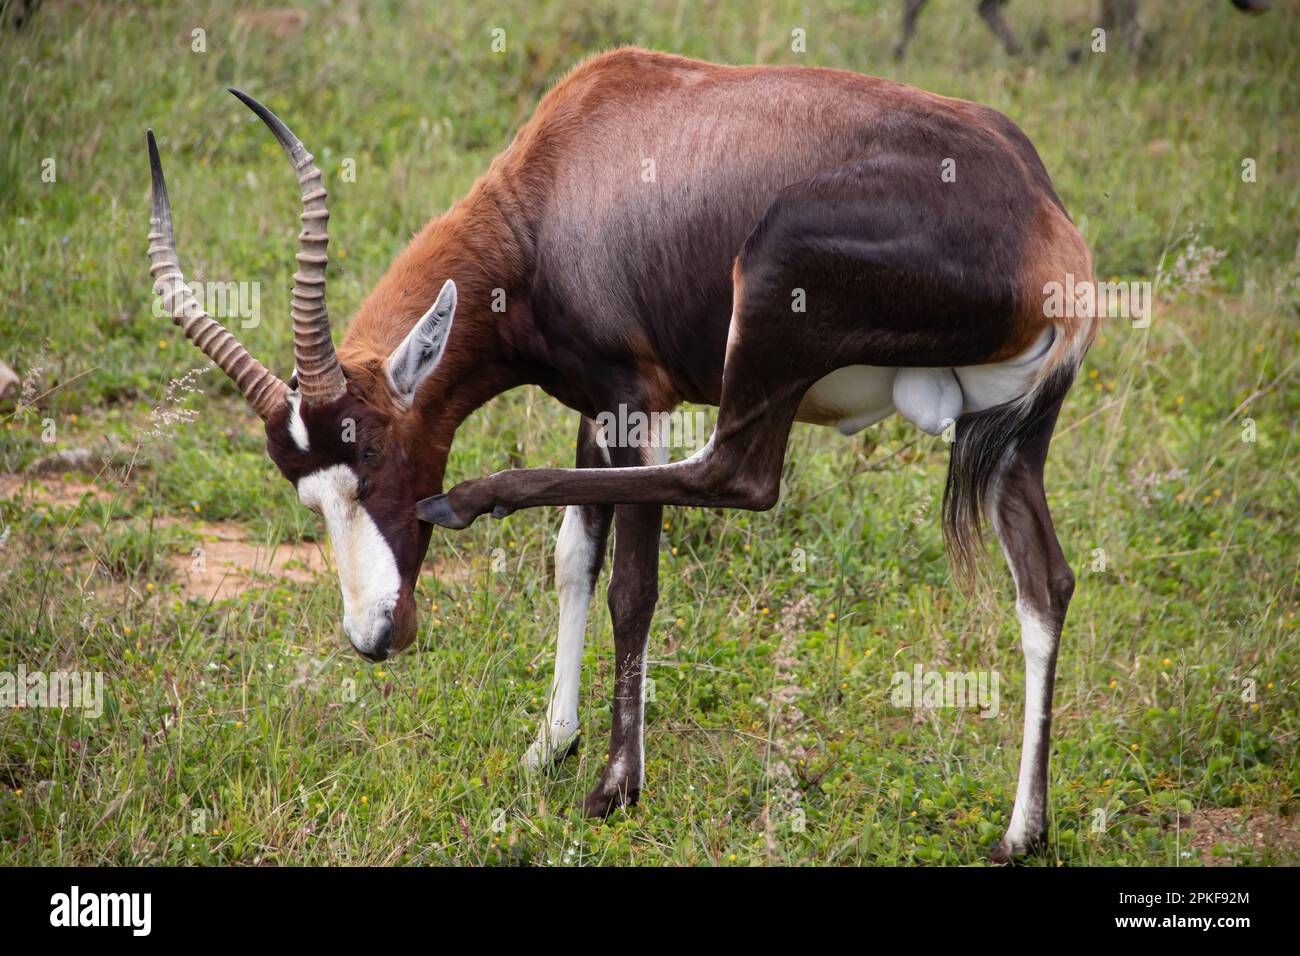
[524,504,597,771]
[1003,603,1055,850]
[989,472,1059,854]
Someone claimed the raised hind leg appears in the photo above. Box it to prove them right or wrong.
[416,269,817,528]
[987,403,1075,863]
[418,146,1045,530]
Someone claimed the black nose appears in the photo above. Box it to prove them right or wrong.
[357,614,394,662]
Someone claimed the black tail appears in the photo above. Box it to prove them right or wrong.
[942,364,1075,587]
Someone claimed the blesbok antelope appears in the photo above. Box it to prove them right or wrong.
[147,48,1094,862]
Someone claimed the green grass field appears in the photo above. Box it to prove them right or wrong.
[1,0,1296,865]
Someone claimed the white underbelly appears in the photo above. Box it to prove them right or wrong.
[797,330,1052,437]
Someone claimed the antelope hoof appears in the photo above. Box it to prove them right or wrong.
[991,828,1047,865]
[416,493,473,530]
[990,842,1017,866]
[522,729,581,773]
[582,782,640,820]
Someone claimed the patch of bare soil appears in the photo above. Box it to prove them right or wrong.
[167,522,329,602]
[168,533,477,601]
[4,470,474,601]
[0,473,115,508]
[1183,808,1300,865]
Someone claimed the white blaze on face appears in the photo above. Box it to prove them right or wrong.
[297,464,401,657]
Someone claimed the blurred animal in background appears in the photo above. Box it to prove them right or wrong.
[894,0,1271,61]
[896,0,1021,60]
[1095,0,1270,55]
[0,0,40,30]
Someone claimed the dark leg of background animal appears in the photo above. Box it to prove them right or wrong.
[978,0,1023,55]
[898,0,1021,60]
[524,418,613,771]
[988,401,1075,863]
[1094,0,1266,61]
[1100,0,1145,52]
[1,0,42,30]
[583,496,663,817]
[895,0,930,60]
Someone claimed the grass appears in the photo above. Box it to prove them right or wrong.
[1,0,1297,865]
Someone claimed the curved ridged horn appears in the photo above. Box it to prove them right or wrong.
[229,88,345,405]
[147,130,289,421]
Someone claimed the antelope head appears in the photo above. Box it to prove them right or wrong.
[146,92,456,661]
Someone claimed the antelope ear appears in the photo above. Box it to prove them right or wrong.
[386,280,456,405]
